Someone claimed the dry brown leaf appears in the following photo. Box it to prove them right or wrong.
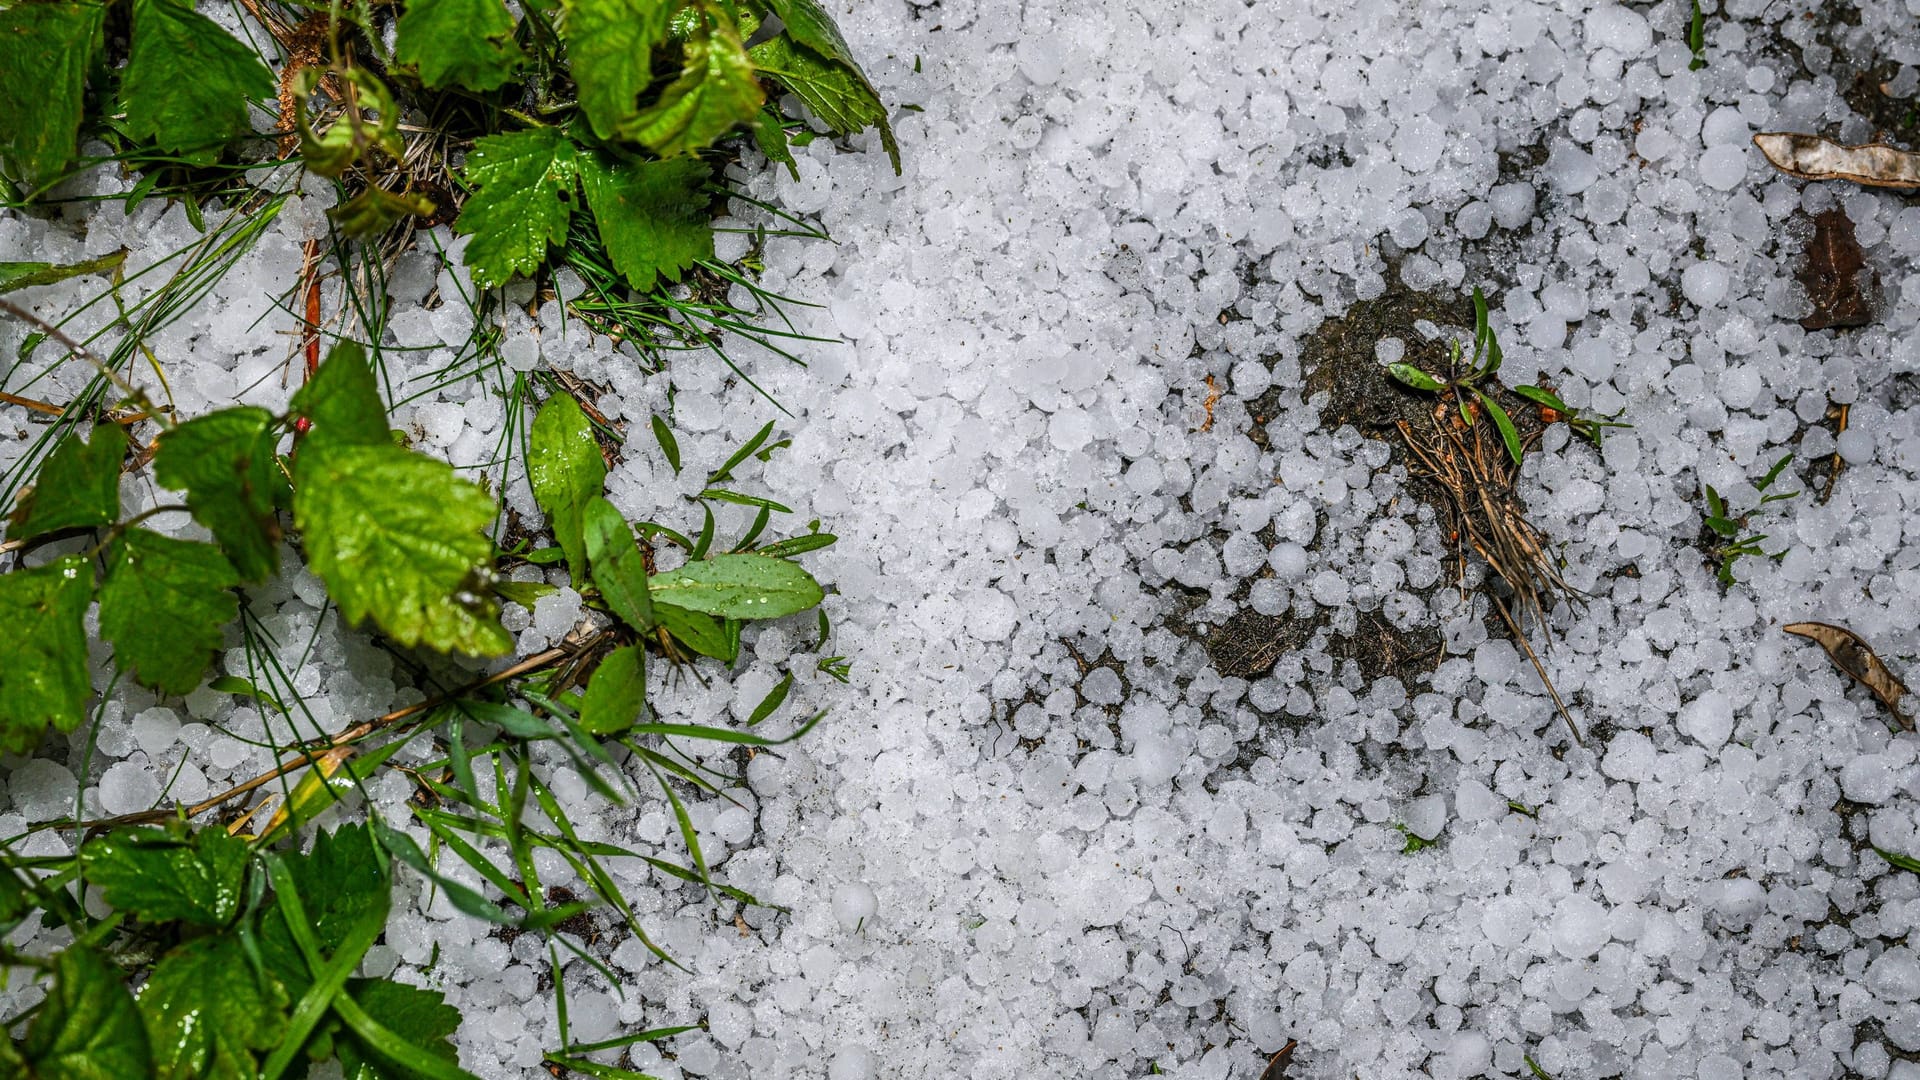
[1798,208,1875,330]
[1783,621,1912,729]
[1752,132,1920,190]
[1258,1040,1299,1080]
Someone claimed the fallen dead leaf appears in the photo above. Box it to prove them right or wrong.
[1258,1040,1298,1080]
[1797,208,1874,331]
[1784,621,1912,729]
[1753,132,1920,189]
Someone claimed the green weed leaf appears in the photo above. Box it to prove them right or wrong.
[648,553,822,619]
[579,643,645,735]
[528,393,606,580]
[259,823,389,1003]
[653,602,731,661]
[16,946,150,1080]
[584,496,653,631]
[752,109,800,179]
[1511,384,1569,412]
[561,0,678,140]
[139,935,288,1080]
[1477,390,1524,466]
[153,406,283,581]
[625,3,763,156]
[98,531,238,696]
[394,0,521,90]
[750,34,896,171]
[1386,362,1445,393]
[82,826,249,927]
[579,153,714,292]
[122,0,274,162]
[10,424,122,540]
[0,556,92,749]
[290,342,391,446]
[455,127,579,290]
[0,251,124,295]
[334,978,465,1080]
[0,0,104,188]
[295,439,511,655]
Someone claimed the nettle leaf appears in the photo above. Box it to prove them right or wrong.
[98,530,238,696]
[561,0,678,140]
[294,439,512,655]
[0,0,104,188]
[579,643,645,735]
[625,4,763,157]
[122,0,274,162]
[456,127,578,290]
[750,35,896,169]
[0,556,92,750]
[153,406,283,581]
[290,342,392,446]
[395,0,520,90]
[138,935,288,1080]
[580,153,714,292]
[334,978,463,1080]
[527,393,606,579]
[16,946,151,1080]
[82,826,250,928]
[648,553,823,619]
[260,823,389,1000]
[584,496,652,631]
[10,423,123,540]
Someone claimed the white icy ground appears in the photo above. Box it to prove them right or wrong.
[10,0,1920,1077]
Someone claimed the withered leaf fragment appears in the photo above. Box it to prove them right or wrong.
[1752,132,1920,189]
[1797,208,1874,331]
[1258,1040,1299,1080]
[1784,621,1911,729]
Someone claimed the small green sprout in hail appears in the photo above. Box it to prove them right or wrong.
[1687,0,1708,71]
[1701,453,1799,585]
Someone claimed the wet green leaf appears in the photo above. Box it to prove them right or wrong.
[395,0,521,90]
[455,127,579,290]
[653,602,731,661]
[82,826,250,927]
[528,393,606,580]
[561,0,677,140]
[16,946,150,1080]
[647,553,822,619]
[153,406,283,581]
[98,530,238,696]
[334,978,465,1080]
[584,496,653,632]
[0,556,93,750]
[625,3,763,156]
[290,342,391,447]
[1476,390,1524,466]
[138,935,287,1080]
[10,423,122,540]
[121,0,274,162]
[579,643,645,735]
[750,34,895,169]
[0,0,105,188]
[1386,362,1446,393]
[579,153,714,292]
[0,251,124,295]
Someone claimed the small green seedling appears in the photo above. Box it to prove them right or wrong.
[1702,453,1798,584]
[1687,0,1708,71]
[1392,823,1439,854]
[1387,287,1527,464]
[1507,384,1632,449]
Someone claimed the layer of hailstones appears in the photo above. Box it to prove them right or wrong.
[7,0,1920,1077]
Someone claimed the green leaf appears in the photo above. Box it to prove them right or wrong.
[1476,390,1524,466]
[17,946,150,1080]
[153,406,283,581]
[528,393,606,580]
[394,0,520,90]
[138,936,287,1080]
[121,0,275,163]
[753,0,897,169]
[584,496,654,632]
[331,186,438,238]
[290,342,392,446]
[0,0,104,189]
[756,531,834,557]
[579,643,645,735]
[0,556,92,751]
[579,153,714,292]
[752,109,800,180]
[1758,453,1795,492]
[455,127,579,290]
[651,415,681,473]
[334,979,465,1080]
[653,602,731,661]
[560,0,678,141]
[259,823,390,1006]
[1386,363,1445,393]
[624,3,763,156]
[0,251,124,295]
[295,438,510,655]
[647,553,823,619]
[494,578,558,607]
[750,35,895,169]
[745,671,791,726]
[1704,484,1726,520]
[1879,847,1920,874]
[81,826,249,927]
[1511,384,1569,412]
[208,674,286,713]
[10,423,122,540]
[1705,515,1740,539]
[97,530,238,696]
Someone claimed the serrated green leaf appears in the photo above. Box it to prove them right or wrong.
[528,393,606,580]
[648,553,822,619]
[579,153,713,292]
[653,601,731,661]
[579,643,644,735]
[81,826,249,927]
[98,530,238,695]
[1386,362,1445,393]
[290,342,391,447]
[752,109,800,179]
[395,0,520,90]
[584,496,653,631]
[17,946,150,1080]
[153,406,283,581]
[750,34,895,168]
[0,556,92,750]
[0,0,104,189]
[259,823,389,1002]
[122,0,274,163]
[455,127,578,290]
[334,978,465,1080]
[10,423,122,540]
[139,935,287,1080]
[561,0,678,140]
[0,251,124,295]
[294,440,510,655]
[624,4,763,156]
